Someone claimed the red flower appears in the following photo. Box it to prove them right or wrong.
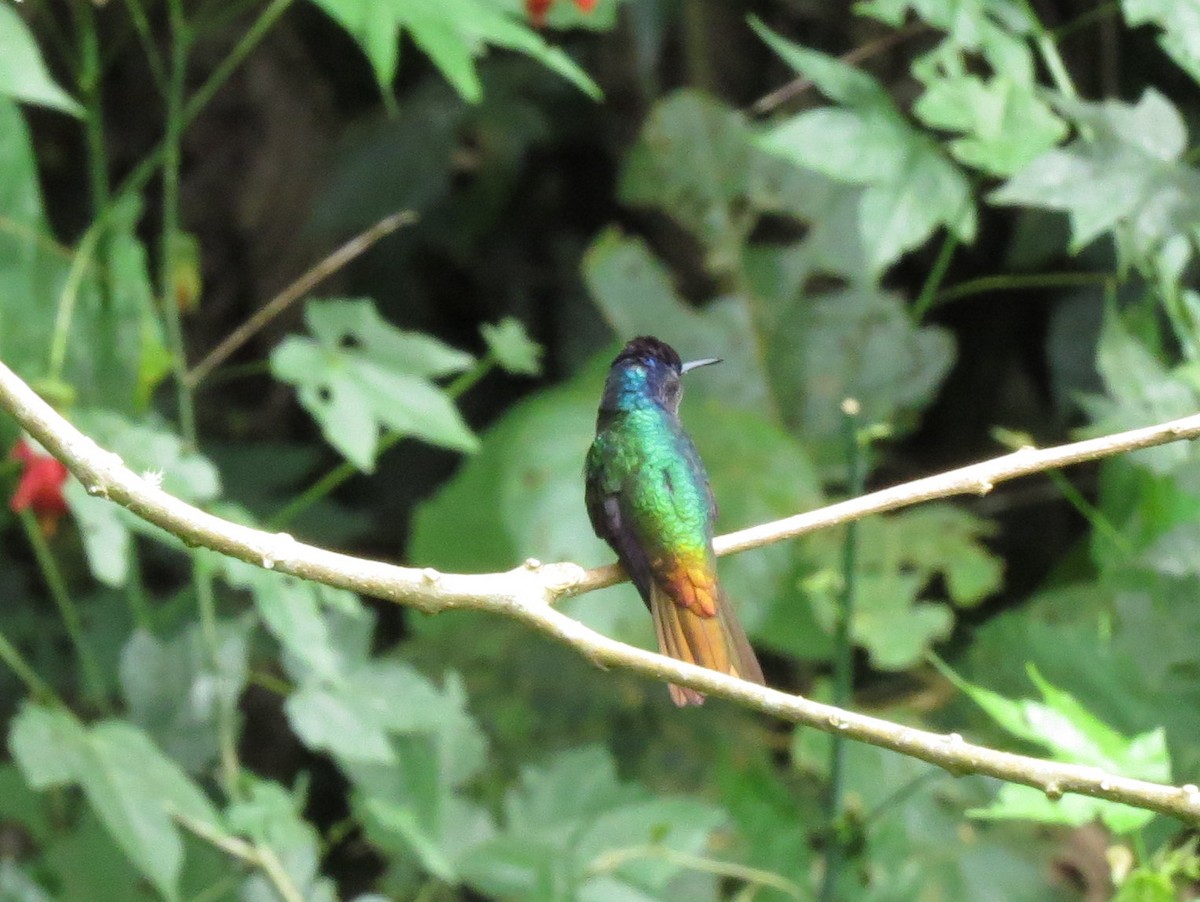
[526,0,597,27]
[10,439,69,535]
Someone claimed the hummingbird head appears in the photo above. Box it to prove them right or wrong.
[601,336,720,416]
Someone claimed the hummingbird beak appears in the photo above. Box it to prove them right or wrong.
[680,357,722,374]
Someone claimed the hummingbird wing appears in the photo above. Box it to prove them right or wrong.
[585,439,661,607]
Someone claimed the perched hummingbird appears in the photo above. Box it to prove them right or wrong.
[585,336,765,706]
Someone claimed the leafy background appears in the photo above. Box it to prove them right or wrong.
[1,0,1200,899]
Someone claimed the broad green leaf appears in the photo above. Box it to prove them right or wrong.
[753,18,891,108]
[303,0,599,103]
[0,5,82,115]
[856,0,1034,42]
[9,703,90,790]
[754,21,975,276]
[228,778,338,901]
[912,47,1065,175]
[765,286,955,459]
[991,90,1200,274]
[0,126,165,411]
[285,659,453,765]
[801,504,1000,670]
[271,299,479,470]
[305,299,474,377]
[943,664,1170,833]
[39,810,147,901]
[216,555,356,682]
[0,861,52,902]
[840,745,1053,902]
[461,746,723,901]
[118,620,251,774]
[481,317,543,375]
[1114,869,1177,902]
[64,481,132,588]
[1084,308,1200,475]
[618,89,835,275]
[1122,0,1200,85]
[333,666,491,881]
[0,97,73,383]
[9,705,223,901]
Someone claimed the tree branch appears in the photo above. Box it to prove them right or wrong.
[2,357,1200,824]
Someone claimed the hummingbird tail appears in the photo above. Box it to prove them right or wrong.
[650,583,765,706]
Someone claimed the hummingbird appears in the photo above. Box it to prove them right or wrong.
[585,336,765,706]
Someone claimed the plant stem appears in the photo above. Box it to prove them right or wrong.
[161,0,244,802]
[50,0,295,381]
[267,355,496,529]
[934,271,1116,308]
[820,400,865,902]
[161,0,195,442]
[121,0,168,92]
[1019,0,1079,100]
[0,627,62,705]
[75,1,111,229]
[912,230,959,322]
[18,509,108,708]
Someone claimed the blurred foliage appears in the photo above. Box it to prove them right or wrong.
[3,1,1200,900]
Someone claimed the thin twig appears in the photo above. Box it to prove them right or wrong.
[185,211,418,388]
[750,23,929,115]
[3,357,1200,823]
[173,811,305,902]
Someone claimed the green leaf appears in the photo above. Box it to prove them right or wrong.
[764,286,955,459]
[753,20,975,276]
[303,0,600,103]
[334,665,492,880]
[753,17,891,108]
[271,299,479,470]
[941,664,1170,834]
[9,704,91,790]
[64,481,132,588]
[991,90,1200,270]
[216,554,360,682]
[9,704,223,901]
[306,299,475,377]
[286,659,452,765]
[0,5,82,115]
[481,317,543,375]
[228,777,338,901]
[1122,0,1200,85]
[618,89,836,276]
[118,620,251,774]
[0,861,53,902]
[1083,308,1200,475]
[856,0,1033,40]
[460,746,724,901]
[797,503,999,671]
[912,47,1065,175]
[1115,868,1178,902]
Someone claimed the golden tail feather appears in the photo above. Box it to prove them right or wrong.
[650,583,765,706]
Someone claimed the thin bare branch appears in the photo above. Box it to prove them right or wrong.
[750,23,929,116]
[2,357,1200,824]
[185,211,418,388]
